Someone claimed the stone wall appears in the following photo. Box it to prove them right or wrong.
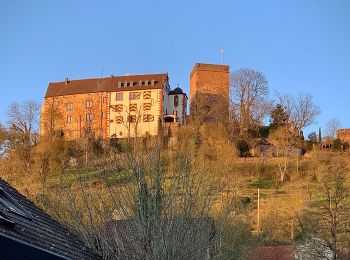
[336,128,350,143]
[189,63,230,123]
[41,92,108,139]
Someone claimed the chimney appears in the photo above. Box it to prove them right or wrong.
[64,77,69,85]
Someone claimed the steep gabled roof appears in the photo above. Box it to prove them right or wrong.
[45,73,168,98]
[0,179,97,259]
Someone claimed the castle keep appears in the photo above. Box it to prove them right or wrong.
[190,63,230,122]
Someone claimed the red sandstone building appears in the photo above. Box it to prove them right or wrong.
[336,128,350,143]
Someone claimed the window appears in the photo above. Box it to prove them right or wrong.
[129,92,138,100]
[143,114,154,122]
[119,131,123,136]
[86,100,93,108]
[66,103,73,111]
[115,116,123,124]
[128,115,137,123]
[143,91,151,99]
[86,113,93,121]
[174,95,179,108]
[101,112,106,118]
[129,103,137,112]
[67,116,73,123]
[116,93,123,101]
[143,103,151,111]
[102,97,106,104]
[0,188,31,219]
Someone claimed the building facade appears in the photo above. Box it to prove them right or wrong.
[40,73,187,139]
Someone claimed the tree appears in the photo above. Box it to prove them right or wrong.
[7,101,40,145]
[308,132,318,144]
[7,101,40,169]
[276,93,320,131]
[0,123,8,156]
[40,98,63,141]
[230,68,271,137]
[301,155,350,259]
[325,118,342,139]
[269,127,300,182]
[269,104,289,130]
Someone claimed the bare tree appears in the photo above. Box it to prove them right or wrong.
[40,97,63,141]
[230,68,271,137]
[7,101,40,169]
[325,118,342,139]
[45,137,219,259]
[275,93,320,131]
[7,100,40,144]
[300,154,350,260]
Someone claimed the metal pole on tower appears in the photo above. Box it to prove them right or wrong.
[220,47,224,64]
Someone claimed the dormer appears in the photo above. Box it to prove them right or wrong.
[151,80,155,86]
[138,80,143,86]
[118,81,122,88]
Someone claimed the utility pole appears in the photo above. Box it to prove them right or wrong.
[257,188,260,235]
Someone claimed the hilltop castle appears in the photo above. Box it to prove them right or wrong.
[40,63,229,139]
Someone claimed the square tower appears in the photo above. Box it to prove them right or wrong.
[190,63,230,123]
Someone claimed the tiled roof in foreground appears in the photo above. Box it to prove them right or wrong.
[45,73,168,97]
[0,178,97,259]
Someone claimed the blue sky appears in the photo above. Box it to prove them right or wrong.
[1,0,349,136]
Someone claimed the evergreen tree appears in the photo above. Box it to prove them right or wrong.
[269,104,289,130]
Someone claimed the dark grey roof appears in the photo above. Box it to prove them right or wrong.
[169,86,184,95]
[0,179,97,259]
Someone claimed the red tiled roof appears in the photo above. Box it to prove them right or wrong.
[45,73,168,97]
[245,245,294,260]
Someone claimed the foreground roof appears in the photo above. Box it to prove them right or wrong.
[0,178,97,259]
[45,73,168,98]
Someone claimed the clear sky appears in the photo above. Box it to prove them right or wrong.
[1,0,349,136]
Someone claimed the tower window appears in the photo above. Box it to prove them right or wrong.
[174,95,179,108]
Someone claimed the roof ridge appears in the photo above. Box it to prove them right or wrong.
[50,73,168,84]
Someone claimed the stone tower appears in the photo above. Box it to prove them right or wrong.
[190,63,230,123]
